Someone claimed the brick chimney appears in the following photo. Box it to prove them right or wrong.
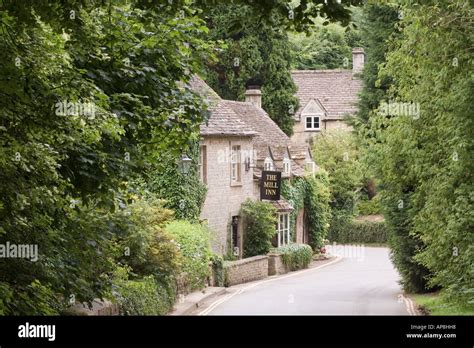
[352,48,365,74]
[245,88,262,109]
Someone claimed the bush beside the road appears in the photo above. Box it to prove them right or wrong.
[112,266,176,316]
[328,219,388,244]
[273,244,313,271]
[165,220,212,292]
[241,199,277,257]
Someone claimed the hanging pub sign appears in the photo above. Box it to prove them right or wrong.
[260,170,281,201]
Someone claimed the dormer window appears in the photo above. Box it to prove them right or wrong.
[283,158,291,176]
[264,157,273,171]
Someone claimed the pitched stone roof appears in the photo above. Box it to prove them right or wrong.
[189,76,257,137]
[189,75,308,178]
[291,70,362,120]
[224,101,291,148]
[288,144,312,161]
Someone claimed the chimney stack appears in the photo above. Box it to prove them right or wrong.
[245,88,262,109]
[352,48,365,74]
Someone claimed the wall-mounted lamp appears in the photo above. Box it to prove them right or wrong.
[178,154,192,175]
[245,157,257,172]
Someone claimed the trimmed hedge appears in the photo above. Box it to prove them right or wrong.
[273,244,313,271]
[113,267,176,316]
[328,219,388,244]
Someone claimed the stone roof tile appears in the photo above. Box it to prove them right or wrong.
[291,70,362,120]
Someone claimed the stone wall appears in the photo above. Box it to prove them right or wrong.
[291,118,351,146]
[267,253,289,276]
[224,255,268,286]
[200,136,256,255]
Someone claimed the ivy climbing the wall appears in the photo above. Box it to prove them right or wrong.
[146,142,207,222]
[281,170,331,251]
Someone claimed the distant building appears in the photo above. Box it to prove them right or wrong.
[189,77,315,256]
[290,48,364,146]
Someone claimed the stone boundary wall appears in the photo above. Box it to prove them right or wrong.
[224,255,268,286]
[267,253,289,276]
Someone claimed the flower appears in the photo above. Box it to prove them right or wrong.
[320,247,326,254]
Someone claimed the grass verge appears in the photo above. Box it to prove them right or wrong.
[411,292,474,316]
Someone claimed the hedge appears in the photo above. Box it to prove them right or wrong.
[328,219,388,244]
[272,244,313,271]
[112,267,176,316]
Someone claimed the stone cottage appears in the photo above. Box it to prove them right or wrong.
[189,77,315,257]
[290,48,365,146]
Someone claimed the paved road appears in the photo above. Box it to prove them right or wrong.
[200,246,414,315]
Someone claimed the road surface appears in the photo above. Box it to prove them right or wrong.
[198,246,415,315]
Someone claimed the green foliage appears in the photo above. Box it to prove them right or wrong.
[113,198,180,280]
[356,196,382,215]
[273,244,313,271]
[327,219,387,244]
[305,172,332,250]
[165,220,212,291]
[289,14,362,70]
[203,3,299,135]
[113,266,175,316]
[312,131,364,214]
[312,131,364,246]
[281,173,331,251]
[241,199,277,257]
[356,1,474,304]
[146,142,207,221]
[370,1,473,304]
[0,0,212,314]
[210,253,225,287]
[353,3,399,126]
[281,178,306,241]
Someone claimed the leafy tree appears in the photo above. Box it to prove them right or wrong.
[0,1,211,314]
[203,2,299,135]
[372,1,473,303]
[289,15,362,70]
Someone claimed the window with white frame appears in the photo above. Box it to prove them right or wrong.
[305,114,321,130]
[305,160,316,174]
[277,213,290,247]
[264,157,273,171]
[283,158,291,176]
[231,145,241,184]
[199,145,207,185]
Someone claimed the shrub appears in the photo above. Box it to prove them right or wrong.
[113,197,181,280]
[273,244,313,271]
[165,220,212,291]
[210,254,225,287]
[241,199,277,257]
[328,219,388,244]
[305,171,331,250]
[113,267,175,316]
[357,195,382,215]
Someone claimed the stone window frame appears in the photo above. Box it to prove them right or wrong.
[230,143,242,186]
[199,145,207,185]
[277,212,290,247]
